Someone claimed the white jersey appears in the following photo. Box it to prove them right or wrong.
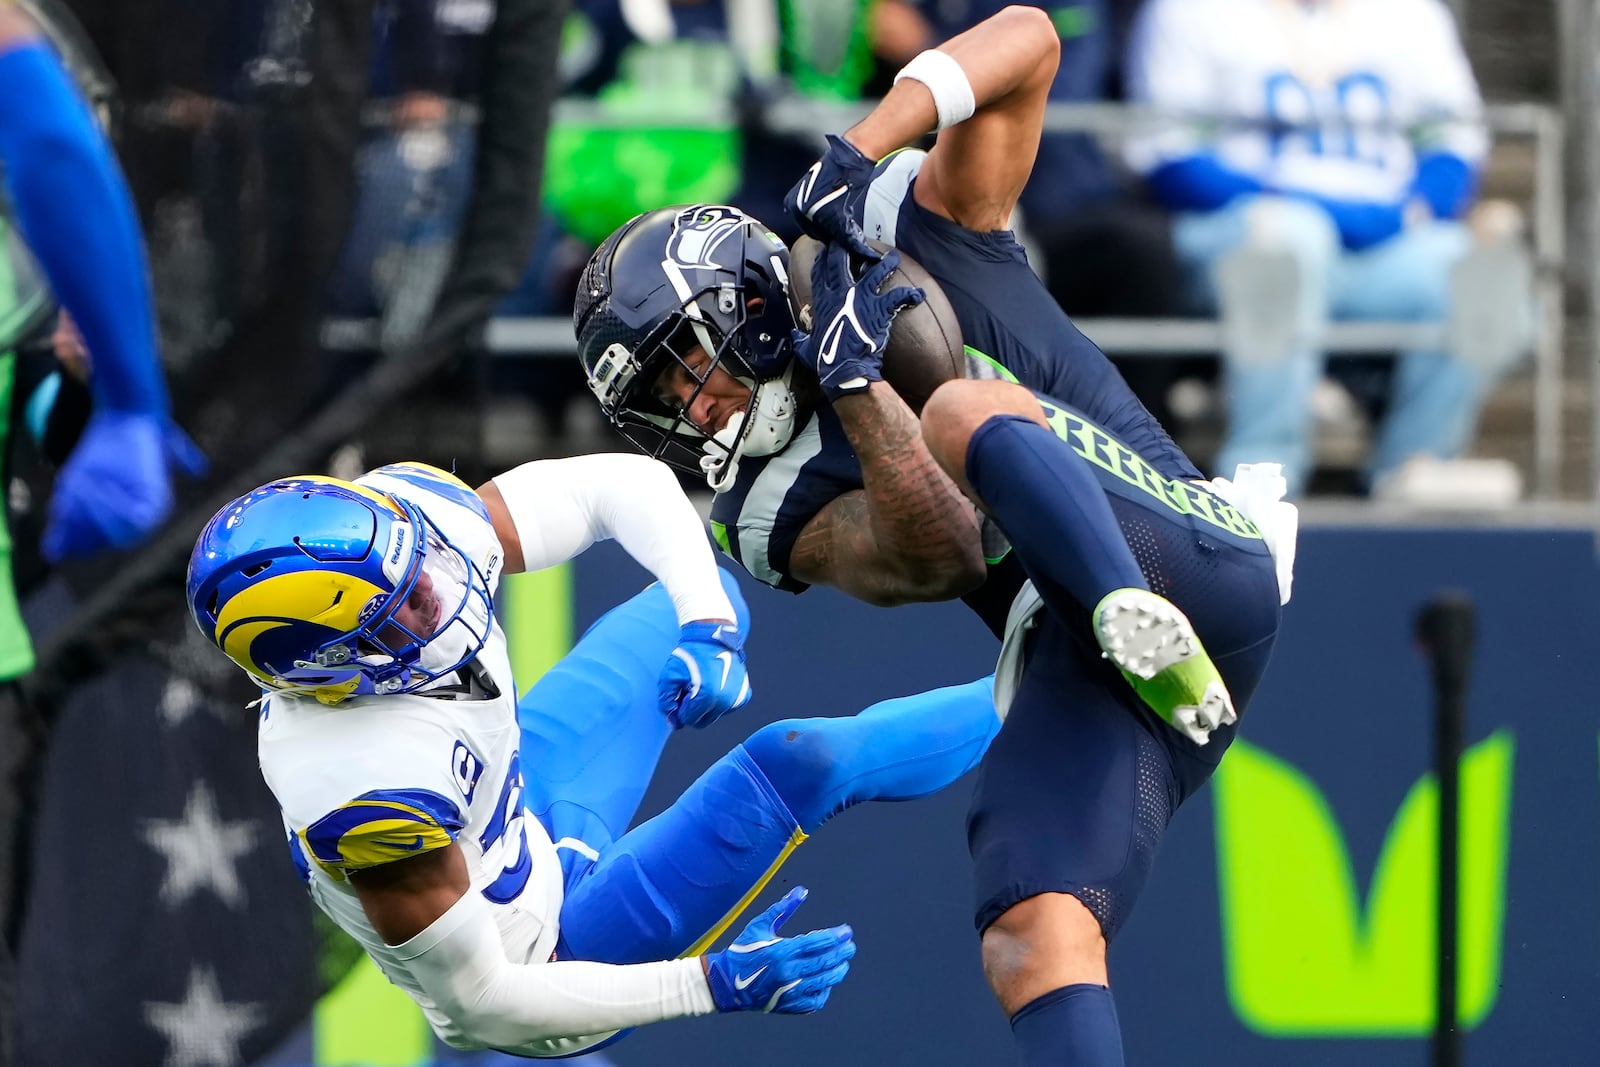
[1124,0,1486,203]
[259,463,565,1051]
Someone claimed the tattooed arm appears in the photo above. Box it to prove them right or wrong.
[788,382,985,606]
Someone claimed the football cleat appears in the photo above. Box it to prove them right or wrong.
[1092,588,1237,745]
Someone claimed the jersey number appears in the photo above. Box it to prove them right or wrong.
[1264,71,1392,166]
[453,741,485,802]
[477,750,533,904]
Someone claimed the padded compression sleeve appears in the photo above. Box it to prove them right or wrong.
[0,42,167,415]
[395,888,716,1056]
[492,454,736,624]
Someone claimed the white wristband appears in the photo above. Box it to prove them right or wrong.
[893,49,976,132]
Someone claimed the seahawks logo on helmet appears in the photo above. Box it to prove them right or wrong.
[574,204,804,492]
[665,205,757,275]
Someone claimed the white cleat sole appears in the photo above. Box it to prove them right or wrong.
[1094,589,1238,745]
[1094,589,1198,680]
[1171,680,1238,746]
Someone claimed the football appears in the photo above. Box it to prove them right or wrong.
[785,236,966,414]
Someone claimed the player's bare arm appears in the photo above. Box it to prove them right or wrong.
[347,848,752,988]
[476,479,525,574]
[789,384,984,605]
[0,5,39,47]
[349,843,471,944]
[847,5,1059,232]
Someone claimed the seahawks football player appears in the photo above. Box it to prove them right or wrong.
[573,9,1295,1066]
[186,455,998,1057]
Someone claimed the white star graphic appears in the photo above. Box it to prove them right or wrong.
[159,676,206,728]
[142,782,260,910]
[144,965,264,1067]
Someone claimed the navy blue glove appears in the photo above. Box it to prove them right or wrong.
[797,244,925,402]
[43,410,207,562]
[705,887,856,1014]
[786,134,879,260]
[660,620,753,729]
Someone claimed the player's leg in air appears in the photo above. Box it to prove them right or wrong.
[518,567,999,967]
[921,378,1283,1067]
[922,378,1242,743]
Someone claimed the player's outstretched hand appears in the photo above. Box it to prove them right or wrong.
[659,620,753,729]
[705,887,855,1015]
[786,134,879,261]
[796,243,924,402]
[43,410,208,562]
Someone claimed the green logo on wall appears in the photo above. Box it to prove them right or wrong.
[1213,732,1514,1035]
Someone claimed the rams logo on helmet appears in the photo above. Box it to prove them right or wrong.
[186,475,490,705]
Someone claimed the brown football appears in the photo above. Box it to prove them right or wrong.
[786,236,966,414]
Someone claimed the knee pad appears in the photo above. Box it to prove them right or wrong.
[742,718,852,830]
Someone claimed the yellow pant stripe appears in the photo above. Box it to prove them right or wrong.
[680,827,809,958]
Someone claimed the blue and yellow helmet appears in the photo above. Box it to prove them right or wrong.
[186,476,485,705]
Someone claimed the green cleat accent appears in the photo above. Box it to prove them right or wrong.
[1092,588,1237,745]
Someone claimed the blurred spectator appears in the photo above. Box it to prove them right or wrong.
[778,0,873,102]
[1125,0,1532,497]
[66,0,276,360]
[326,0,492,347]
[495,0,777,456]
[867,0,1193,419]
[541,1,744,251]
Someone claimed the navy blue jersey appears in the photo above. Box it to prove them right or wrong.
[710,150,1202,633]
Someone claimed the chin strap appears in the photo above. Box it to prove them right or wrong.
[698,368,799,493]
[700,411,748,493]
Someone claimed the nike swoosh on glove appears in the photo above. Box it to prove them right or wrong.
[43,410,208,562]
[706,886,856,1014]
[660,620,753,729]
[786,134,879,260]
[796,243,924,402]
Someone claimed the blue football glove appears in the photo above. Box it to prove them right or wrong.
[42,410,207,562]
[797,244,925,402]
[660,620,753,729]
[786,134,879,261]
[705,887,856,1015]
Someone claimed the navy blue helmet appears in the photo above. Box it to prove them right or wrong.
[574,205,802,490]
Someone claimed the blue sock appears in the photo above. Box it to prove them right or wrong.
[742,676,999,831]
[965,414,1147,611]
[0,42,167,415]
[1010,983,1125,1067]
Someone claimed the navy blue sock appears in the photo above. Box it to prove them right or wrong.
[741,676,999,831]
[0,42,167,415]
[965,414,1147,611]
[1010,983,1125,1067]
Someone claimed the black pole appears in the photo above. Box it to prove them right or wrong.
[1415,592,1475,1067]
